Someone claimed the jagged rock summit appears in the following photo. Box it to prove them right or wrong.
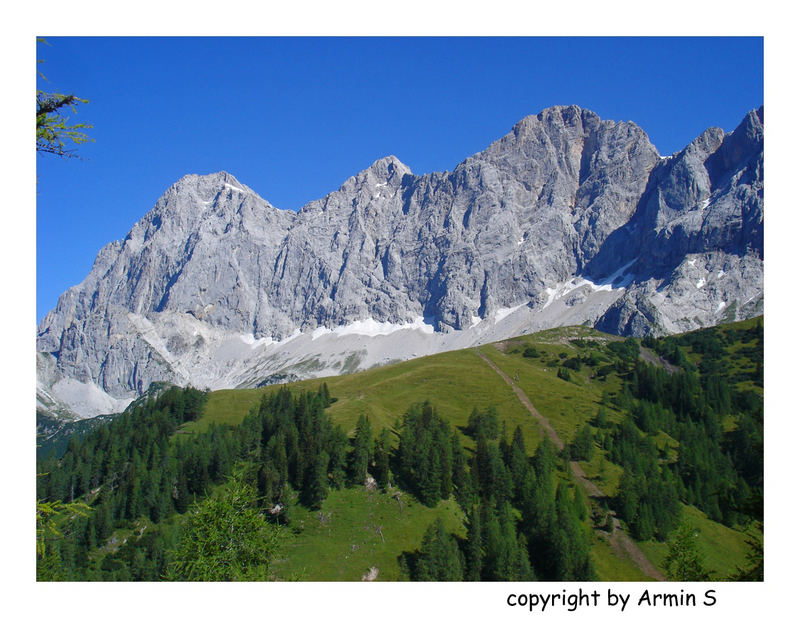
[37,105,763,419]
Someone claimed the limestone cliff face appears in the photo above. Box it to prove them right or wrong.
[37,105,764,417]
[587,106,763,335]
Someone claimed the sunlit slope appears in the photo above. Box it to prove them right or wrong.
[198,346,553,453]
[190,321,758,581]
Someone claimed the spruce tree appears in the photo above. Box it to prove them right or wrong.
[662,523,711,581]
[326,426,348,489]
[373,428,392,489]
[510,534,535,581]
[464,505,483,581]
[572,485,587,521]
[301,450,329,509]
[509,427,528,502]
[480,502,502,580]
[348,414,373,485]
[415,518,463,581]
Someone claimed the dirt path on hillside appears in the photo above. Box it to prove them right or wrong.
[475,350,665,581]
[607,517,665,581]
[477,351,564,449]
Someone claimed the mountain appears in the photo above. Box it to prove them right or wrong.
[37,105,763,419]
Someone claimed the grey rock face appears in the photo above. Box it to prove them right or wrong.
[37,105,764,417]
[586,106,763,334]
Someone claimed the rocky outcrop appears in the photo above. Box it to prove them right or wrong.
[37,105,764,417]
[586,106,763,334]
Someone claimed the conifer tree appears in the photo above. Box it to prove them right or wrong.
[464,505,483,581]
[167,476,281,581]
[570,424,594,461]
[326,426,348,489]
[509,533,535,581]
[301,450,329,509]
[662,523,711,581]
[508,426,528,501]
[480,502,502,580]
[572,485,587,521]
[317,382,332,407]
[37,39,93,159]
[348,414,374,484]
[415,518,463,581]
[373,428,392,488]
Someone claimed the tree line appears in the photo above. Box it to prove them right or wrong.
[399,404,593,581]
[37,384,596,581]
[36,318,762,581]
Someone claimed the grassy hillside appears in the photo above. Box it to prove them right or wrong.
[39,318,762,581]
[273,489,465,581]
[183,320,760,581]
[191,347,547,454]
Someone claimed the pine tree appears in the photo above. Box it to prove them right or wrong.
[572,486,587,521]
[326,425,348,489]
[167,476,281,581]
[481,503,502,580]
[662,523,711,581]
[415,518,463,581]
[373,428,392,489]
[300,450,329,509]
[509,533,535,581]
[348,414,373,485]
[570,424,594,461]
[464,505,483,581]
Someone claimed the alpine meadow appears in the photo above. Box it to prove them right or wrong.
[35,37,763,586]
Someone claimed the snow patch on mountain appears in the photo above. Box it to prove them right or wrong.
[311,316,434,340]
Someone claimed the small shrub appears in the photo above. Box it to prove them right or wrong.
[523,346,540,358]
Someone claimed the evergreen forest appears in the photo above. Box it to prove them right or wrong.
[36,318,763,581]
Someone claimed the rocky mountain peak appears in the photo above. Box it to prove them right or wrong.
[339,155,412,194]
[508,104,585,139]
[486,105,655,170]
[166,171,254,203]
[536,104,591,126]
[507,105,609,138]
[37,106,764,419]
[368,154,411,178]
[705,107,763,188]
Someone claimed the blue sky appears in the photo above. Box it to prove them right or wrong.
[36,36,763,322]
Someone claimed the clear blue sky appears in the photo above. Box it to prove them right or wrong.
[36,36,763,322]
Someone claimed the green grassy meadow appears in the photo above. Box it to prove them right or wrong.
[637,505,757,580]
[179,321,760,581]
[273,488,465,581]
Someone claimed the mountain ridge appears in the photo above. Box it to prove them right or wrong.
[37,105,763,418]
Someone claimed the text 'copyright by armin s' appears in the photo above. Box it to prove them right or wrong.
[505,587,717,612]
